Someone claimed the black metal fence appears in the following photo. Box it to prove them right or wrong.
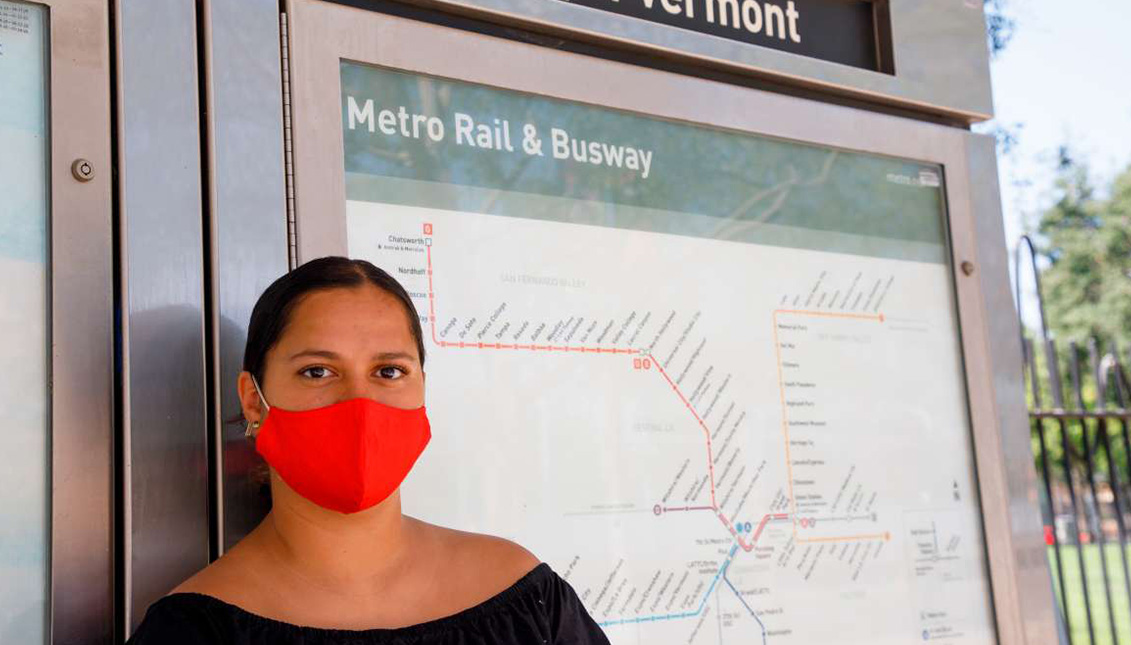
[1025,336,1131,645]
[1018,235,1131,645]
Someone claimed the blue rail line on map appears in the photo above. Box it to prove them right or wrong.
[597,544,740,628]
[723,568,767,645]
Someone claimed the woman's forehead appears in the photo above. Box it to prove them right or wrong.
[280,286,416,349]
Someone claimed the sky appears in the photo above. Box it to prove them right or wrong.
[977,0,1131,331]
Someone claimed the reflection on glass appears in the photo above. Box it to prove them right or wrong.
[0,1,49,641]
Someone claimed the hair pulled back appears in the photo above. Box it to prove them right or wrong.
[243,257,426,384]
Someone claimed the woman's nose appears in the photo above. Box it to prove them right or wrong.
[340,373,374,402]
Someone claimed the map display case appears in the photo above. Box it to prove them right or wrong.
[282,1,1053,642]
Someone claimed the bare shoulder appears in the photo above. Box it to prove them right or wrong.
[167,535,266,603]
[168,557,237,597]
[411,518,541,593]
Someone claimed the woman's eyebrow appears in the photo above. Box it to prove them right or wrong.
[373,351,417,362]
[288,349,340,361]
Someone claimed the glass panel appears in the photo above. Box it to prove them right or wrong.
[341,61,997,644]
[0,1,49,641]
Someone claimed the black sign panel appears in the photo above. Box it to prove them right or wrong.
[560,0,890,73]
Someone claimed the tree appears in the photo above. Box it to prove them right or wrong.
[984,0,1016,58]
[980,0,1020,155]
[1022,152,1131,531]
[1037,151,1131,347]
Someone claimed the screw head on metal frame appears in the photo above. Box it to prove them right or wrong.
[71,159,94,182]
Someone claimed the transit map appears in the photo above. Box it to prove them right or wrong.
[340,61,997,644]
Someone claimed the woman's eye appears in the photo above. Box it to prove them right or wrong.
[299,366,333,379]
[377,366,406,380]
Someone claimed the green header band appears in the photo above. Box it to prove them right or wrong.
[341,62,950,264]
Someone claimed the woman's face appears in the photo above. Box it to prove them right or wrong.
[241,285,424,418]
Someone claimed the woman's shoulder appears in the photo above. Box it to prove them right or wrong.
[167,559,242,598]
[411,518,542,595]
[125,592,230,644]
[126,527,274,643]
[165,531,271,609]
[130,521,607,644]
[411,520,607,642]
[430,520,540,567]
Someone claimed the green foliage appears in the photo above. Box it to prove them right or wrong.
[984,0,1015,57]
[1037,153,1131,348]
[980,0,1018,156]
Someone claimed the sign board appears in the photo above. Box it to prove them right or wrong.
[322,0,991,120]
[339,60,997,643]
[560,0,889,72]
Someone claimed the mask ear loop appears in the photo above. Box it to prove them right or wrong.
[245,375,272,438]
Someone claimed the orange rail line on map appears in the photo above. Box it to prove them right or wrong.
[773,308,884,322]
[772,308,890,543]
[796,532,890,544]
[771,313,796,521]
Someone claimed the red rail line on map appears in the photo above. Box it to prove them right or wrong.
[648,352,719,511]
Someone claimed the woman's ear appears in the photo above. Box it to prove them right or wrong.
[237,371,266,428]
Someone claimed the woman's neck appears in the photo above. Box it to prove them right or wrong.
[260,484,416,597]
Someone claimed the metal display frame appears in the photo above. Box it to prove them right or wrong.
[114,0,207,633]
[324,0,994,122]
[111,0,290,633]
[32,0,116,642]
[282,2,1055,643]
[198,0,289,558]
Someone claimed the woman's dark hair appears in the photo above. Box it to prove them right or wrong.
[243,256,426,384]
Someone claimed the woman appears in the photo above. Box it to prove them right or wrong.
[128,257,610,644]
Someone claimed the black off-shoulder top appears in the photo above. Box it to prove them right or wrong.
[126,563,610,645]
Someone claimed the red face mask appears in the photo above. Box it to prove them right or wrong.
[250,377,431,514]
